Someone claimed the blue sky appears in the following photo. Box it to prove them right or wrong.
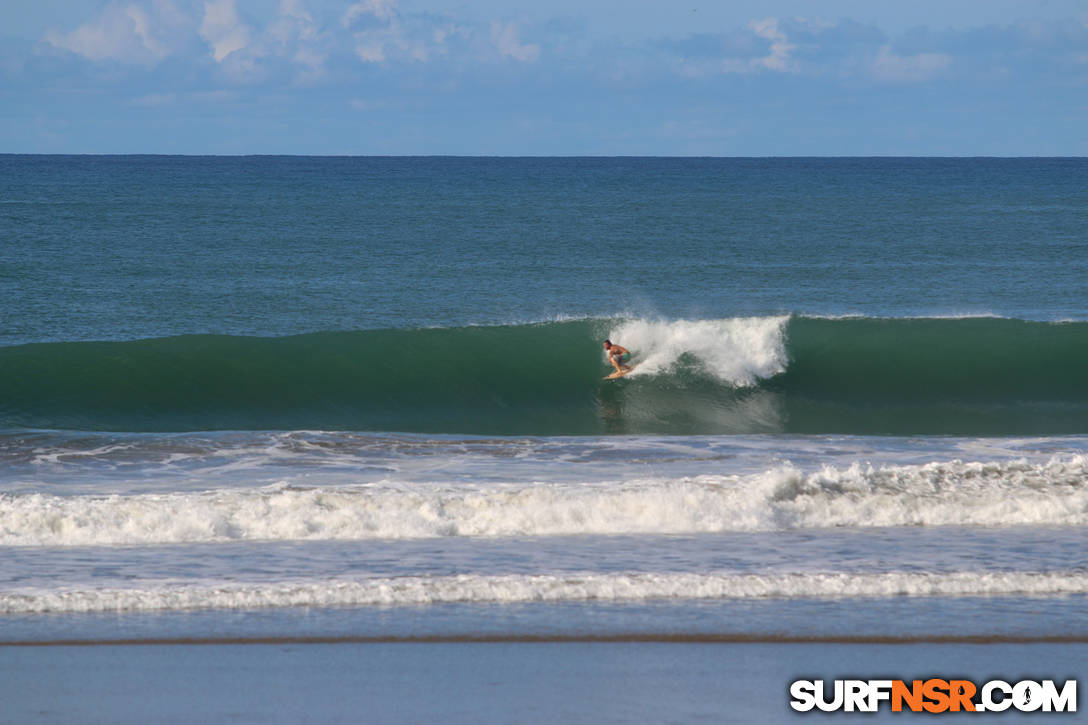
[3,0,1087,154]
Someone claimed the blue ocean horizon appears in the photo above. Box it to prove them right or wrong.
[4,155,1086,346]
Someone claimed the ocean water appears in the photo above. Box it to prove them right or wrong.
[1,156,1086,647]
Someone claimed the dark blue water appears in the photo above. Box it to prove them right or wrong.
[4,156,1086,346]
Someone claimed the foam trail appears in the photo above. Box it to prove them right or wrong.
[2,457,1085,546]
[3,571,1085,614]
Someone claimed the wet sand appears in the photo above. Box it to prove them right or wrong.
[2,640,1083,724]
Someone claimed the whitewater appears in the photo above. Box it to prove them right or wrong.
[3,419,1086,641]
[3,456,1087,547]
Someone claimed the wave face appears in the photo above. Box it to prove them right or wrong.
[3,317,1088,435]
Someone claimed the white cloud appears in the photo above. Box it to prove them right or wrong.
[293,45,326,75]
[344,0,439,65]
[354,37,387,63]
[350,25,431,64]
[200,0,251,62]
[490,21,539,62]
[272,0,318,46]
[44,2,175,65]
[40,0,533,76]
[342,0,398,28]
[269,0,328,80]
[433,23,469,49]
[748,18,794,71]
[872,45,951,82]
[667,17,798,76]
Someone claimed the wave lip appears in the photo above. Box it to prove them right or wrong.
[4,571,1085,614]
[3,457,1084,546]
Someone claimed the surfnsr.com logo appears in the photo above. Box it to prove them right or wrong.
[790,679,1077,713]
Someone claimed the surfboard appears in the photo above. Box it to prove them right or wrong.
[604,366,635,380]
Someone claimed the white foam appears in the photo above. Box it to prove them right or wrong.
[2,456,1086,546]
[31,443,138,465]
[797,312,1009,321]
[3,570,1084,614]
[607,316,789,385]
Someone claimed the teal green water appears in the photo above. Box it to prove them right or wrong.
[3,317,1086,434]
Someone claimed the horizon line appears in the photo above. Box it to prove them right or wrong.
[2,153,1086,159]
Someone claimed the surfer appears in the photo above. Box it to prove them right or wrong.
[603,340,632,374]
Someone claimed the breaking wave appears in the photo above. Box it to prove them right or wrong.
[2,316,1087,435]
[3,571,1084,614]
[2,456,1084,546]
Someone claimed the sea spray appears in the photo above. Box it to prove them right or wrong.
[606,316,789,384]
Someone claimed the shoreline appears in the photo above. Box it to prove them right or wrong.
[5,633,1087,647]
